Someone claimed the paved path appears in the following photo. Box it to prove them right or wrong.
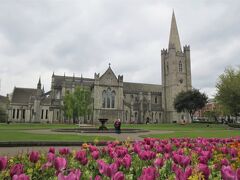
[24,129,174,141]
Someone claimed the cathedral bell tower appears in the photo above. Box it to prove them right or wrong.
[161,11,192,123]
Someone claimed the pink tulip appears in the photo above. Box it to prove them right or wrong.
[221,158,230,167]
[58,169,81,180]
[41,161,52,170]
[198,163,210,180]
[122,154,131,169]
[10,164,24,177]
[173,166,192,180]
[154,158,164,168]
[54,157,67,172]
[49,147,55,154]
[97,159,107,174]
[75,150,86,161]
[12,173,30,180]
[29,151,40,163]
[105,163,118,177]
[230,148,238,158]
[0,156,7,171]
[89,145,98,152]
[221,166,237,180]
[112,171,125,180]
[94,175,102,180]
[138,166,158,180]
[236,168,240,180]
[80,157,88,166]
[91,151,99,160]
[59,147,70,155]
[47,152,55,163]
[180,156,191,168]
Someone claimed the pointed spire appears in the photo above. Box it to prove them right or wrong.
[168,10,182,52]
[37,77,41,89]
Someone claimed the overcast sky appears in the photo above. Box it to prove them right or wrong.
[0,0,239,98]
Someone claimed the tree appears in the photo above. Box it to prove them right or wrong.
[63,86,92,124]
[63,92,74,123]
[174,89,208,121]
[215,67,240,123]
[0,106,7,123]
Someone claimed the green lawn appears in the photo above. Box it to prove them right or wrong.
[0,123,239,141]
[119,123,229,131]
[141,130,240,139]
[0,123,113,142]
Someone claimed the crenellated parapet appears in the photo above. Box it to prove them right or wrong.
[161,48,168,55]
[183,45,190,51]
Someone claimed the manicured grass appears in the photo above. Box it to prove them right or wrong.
[0,123,114,142]
[0,129,114,142]
[119,123,229,131]
[0,123,76,130]
[141,130,240,139]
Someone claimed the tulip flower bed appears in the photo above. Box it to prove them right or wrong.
[0,137,240,180]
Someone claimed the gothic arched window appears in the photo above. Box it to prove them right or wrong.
[102,90,106,108]
[111,91,115,108]
[166,62,169,73]
[179,61,183,72]
[102,88,116,109]
[107,88,111,108]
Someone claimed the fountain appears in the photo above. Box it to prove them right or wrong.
[98,118,108,130]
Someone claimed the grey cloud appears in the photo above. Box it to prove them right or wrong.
[0,0,239,99]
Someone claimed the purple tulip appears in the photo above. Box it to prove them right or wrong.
[221,166,237,180]
[0,156,7,171]
[198,163,210,180]
[80,157,88,166]
[75,150,86,161]
[221,158,230,167]
[154,158,164,168]
[12,173,30,180]
[173,166,192,180]
[236,168,240,180]
[180,156,191,168]
[122,154,131,169]
[47,152,55,163]
[29,151,40,163]
[97,159,107,174]
[59,147,70,155]
[230,148,238,158]
[94,175,102,180]
[138,166,158,180]
[54,157,67,172]
[58,169,81,180]
[91,151,99,160]
[49,147,55,154]
[112,171,125,180]
[10,164,24,177]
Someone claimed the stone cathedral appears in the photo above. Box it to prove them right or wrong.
[7,12,192,124]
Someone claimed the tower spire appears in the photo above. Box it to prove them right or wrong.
[168,10,182,52]
[37,77,41,89]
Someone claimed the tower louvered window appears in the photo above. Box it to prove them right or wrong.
[179,61,183,72]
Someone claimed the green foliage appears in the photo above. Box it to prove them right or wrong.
[215,67,240,117]
[0,106,7,123]
[63,86,92,123]
[174,89,208,120]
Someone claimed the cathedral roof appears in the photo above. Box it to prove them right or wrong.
[0,95,8,103]
[11,87,37,104]
[168,11,182,52]
[53,75,94,87]
[123,82,162,93]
